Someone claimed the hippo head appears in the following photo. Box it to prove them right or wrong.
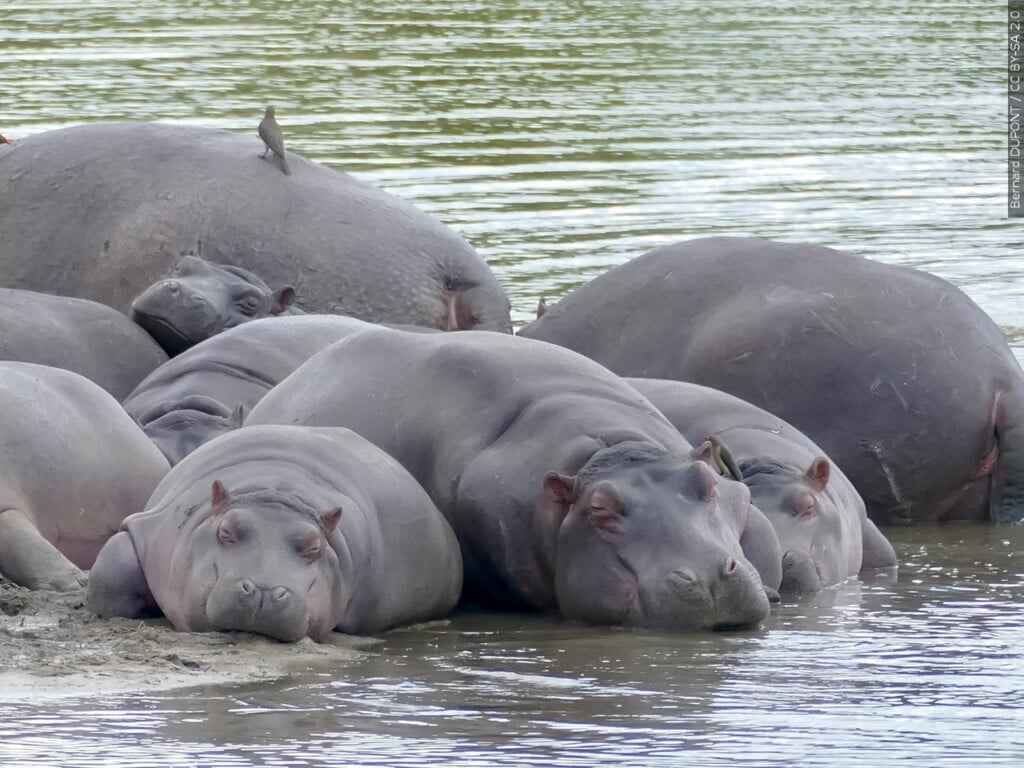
[739,456,855,595]
[545,441,771,631]
[137,396,245,466]
[170,481,346,642]
[130,256,296,355]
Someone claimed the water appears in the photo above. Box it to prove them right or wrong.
[1,1,1021,765]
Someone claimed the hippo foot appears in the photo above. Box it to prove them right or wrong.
[36,568,88,593]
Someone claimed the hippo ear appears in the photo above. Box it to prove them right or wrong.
[211,480,232,516]
[688,461,719,503]
[543,472,577,511]
[806,457,830,492]
[271,286,296,315]
[320,506,343,535]
[536,297,548,318]
[689,440,715,466]
[230,403,246,427]
[588,485,625,534]
[445,290,477,331]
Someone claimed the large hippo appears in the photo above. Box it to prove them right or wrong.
[627,379,897,594]
[0,122,512,333]
[0,362,169,591]
[0,286,167,400]
[520,237,1024,526]
[122,315,378,464]
[130,256,297,355]
[87,425,462,641]
[248,328,783,631]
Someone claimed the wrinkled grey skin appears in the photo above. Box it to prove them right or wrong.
[130,256,298,355]
[87,425,462,641]
[0,122,512,333]
[123,315,378,465]
[0,286,167,400]
[249,328,782,631]
[0,363,169,591]
[628,379,897,595]
[520,237,1024,525]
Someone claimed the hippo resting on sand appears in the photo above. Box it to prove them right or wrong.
[520,237,1024,525]
[130,256,297,355]
[0,286,167,400]
[248,328,784,631]
[87,426,462,641]
[123,315,379,464]
[0,363,169,591]
[0,122,512,333]
[628,379,897,595]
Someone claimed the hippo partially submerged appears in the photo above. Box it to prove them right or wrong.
[628,379,897,594]
[0,362,168,591]
[130,256,297,354]
[520,237,1024,525]
[0,122,511,332]
[87,425,462,640]
[0,286,167,400]
[249,328,782,631]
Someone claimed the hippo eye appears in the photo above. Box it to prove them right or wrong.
[237,296,262,316]
[793,493,817,519]
[296,533,323,563]
[217,521,239,546]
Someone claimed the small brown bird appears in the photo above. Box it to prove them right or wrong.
[0,133,12,145]
[258,105,291,175]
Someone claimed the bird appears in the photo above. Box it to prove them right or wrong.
[706,434,743,482]
[258,106,291,175]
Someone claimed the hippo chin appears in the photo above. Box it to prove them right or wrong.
[247,327,779,631]
[87,425,462,641]
[130,256,297,355]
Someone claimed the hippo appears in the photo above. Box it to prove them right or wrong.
[248,328,783,631]
[519,237,1024,525]
[0,286,167,400]
[627,379,898,594]
[130,256,297,354]
[0,122,512,333]
[0,362,169,591]
[122,315,378,464]
[87,425,462,641]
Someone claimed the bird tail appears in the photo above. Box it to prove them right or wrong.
[280,154,291,175]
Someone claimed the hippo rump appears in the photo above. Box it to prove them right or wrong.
[0,286,167,400]
[122,315,380,464]
[0,122,512,333]
[627,379,897,595]
[248,328,784,631]
[0,362,168,591]
[87,425,462,641]
[520,237,1024,526]
[130,256,298,355]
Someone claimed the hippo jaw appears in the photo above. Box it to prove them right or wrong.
[131,290,221,355]
[201,573,326,642]
[130,304,204,355]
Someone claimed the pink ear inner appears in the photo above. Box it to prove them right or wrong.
[211,480,231,516]
[806,457,830,492]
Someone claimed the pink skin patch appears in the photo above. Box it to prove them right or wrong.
[977,392,1003,477]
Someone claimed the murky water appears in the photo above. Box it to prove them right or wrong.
[1,1,1021,765]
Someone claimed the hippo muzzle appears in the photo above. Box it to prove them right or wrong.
[779,549,825,596]
[203,574,320,642]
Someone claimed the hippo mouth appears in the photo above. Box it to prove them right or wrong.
[130,309,192,354]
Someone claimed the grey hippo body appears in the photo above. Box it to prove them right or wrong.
[520,237,1024,526]
[87,425,462,641]
[122,315,377,464]
[0,122,511,332]
[628,379,897,594]
[0,286,167,400]
[248,328,783,631]
[0,362,169,591]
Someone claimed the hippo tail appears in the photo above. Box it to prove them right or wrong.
[990,386,1024,524]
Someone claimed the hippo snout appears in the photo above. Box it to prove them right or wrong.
[205,577,310,642]
[780,550,824,596]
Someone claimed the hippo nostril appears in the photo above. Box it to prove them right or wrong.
[670,567,698,584]
[722,557,738,576]
[271,586,289,602]
[165,281,180,295]
[239,578,256,595]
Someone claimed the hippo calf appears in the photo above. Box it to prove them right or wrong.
[628,379,897,595]
[521,236,1024,525]
[130,256,298,355]
[0,363,169,591]
[249,328,782,631]
[87,425,462,640]
[0,286,167,400]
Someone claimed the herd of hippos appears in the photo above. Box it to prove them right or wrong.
[0,119,1021,643]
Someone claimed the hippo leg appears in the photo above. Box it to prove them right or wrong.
[86,531,160,618]
[860,517,898,570]
[0,508,85,591]
[991,388,1024,524]
[738,505,783,598]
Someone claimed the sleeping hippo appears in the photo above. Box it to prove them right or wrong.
[0,362,169,591]
[130,256,297,354]
[122,315,377,464]
[0,286,167,400]
[0,122,512,333]
[627,379,897,595]
[248,328,783,631]
[520,237,1024,525]
[87,425,462,641]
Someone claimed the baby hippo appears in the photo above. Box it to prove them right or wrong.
[87,425,462,641]
[130,256,297,354]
